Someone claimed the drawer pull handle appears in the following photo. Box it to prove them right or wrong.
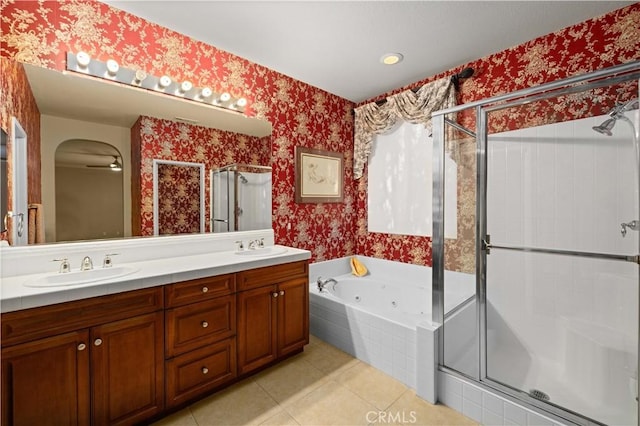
[77,343,86,351]
[272,292,278,298]
[201,321,209,328]
[279,290,285,296]
[202,286,209,293]
[202,367,209,375]
[94,338,103,346]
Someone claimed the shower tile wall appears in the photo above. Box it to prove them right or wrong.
[484,111,639,424]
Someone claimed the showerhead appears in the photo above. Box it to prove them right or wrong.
[592,118,616,136]
[238,173,248,184]
[592,97,639,136]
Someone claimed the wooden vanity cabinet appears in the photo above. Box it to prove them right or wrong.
[164,274,238,408]
[1,330,90,426]
[1,259,309,424]
[1,287,164,426]
[236,261,309,375]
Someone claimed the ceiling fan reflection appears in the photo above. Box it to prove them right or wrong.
[86,155,122,171]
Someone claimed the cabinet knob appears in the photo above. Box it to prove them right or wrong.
[77,343,86,351]
[201,321,209,328]
[272,292,278,298]
[279,290,285,296]
[202,367,209,375]
[202,286,209,293]
[94,338,103,346]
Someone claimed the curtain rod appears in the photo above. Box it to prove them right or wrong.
[370,67,474,107]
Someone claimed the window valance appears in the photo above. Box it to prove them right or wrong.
[353,76,456,179]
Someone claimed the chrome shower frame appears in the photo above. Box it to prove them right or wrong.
[431,60,640,425]
[210,163,272,232]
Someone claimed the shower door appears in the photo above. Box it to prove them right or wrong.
[479,87,639,424]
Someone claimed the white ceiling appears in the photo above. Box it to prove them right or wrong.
[101,1,634,103]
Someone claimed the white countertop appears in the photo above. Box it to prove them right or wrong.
[1,245,310,313]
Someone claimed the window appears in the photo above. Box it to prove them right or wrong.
[367,121,457,238]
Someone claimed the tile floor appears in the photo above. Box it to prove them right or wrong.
[153,335,476,426]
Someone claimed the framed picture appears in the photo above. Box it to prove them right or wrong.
[295,147,344,203]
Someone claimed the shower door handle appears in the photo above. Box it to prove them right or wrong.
[483,234,640,264]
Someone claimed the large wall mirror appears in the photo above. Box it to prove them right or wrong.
[2,59,272,246]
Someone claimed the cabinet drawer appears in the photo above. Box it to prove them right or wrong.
[236,261,308,291]
[165,295,236,357]
[1,287,163,347]
[165,274,235,308]
[165,337,236,408]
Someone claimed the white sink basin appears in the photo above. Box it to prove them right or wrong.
[24,266,139,288]
[234,247,288,257]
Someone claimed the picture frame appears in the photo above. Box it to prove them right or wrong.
[295,147,344,203]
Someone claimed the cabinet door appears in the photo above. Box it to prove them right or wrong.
[91,312,164,426]
[277,277,309,356]
[237,285,278,375]
[1,330,90,426]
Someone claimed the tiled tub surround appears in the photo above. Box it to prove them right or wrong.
[0,229,310,312]
[308,256,474,403]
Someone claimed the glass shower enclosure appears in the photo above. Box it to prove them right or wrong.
[210,164,272,232]
[432,60,640,425]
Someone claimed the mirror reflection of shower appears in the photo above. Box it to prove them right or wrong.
[593,97,639,238]
[210,164,272,232]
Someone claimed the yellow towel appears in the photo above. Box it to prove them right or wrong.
[350,257,368,277]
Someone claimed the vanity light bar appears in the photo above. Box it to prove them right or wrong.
[65,52,247,113]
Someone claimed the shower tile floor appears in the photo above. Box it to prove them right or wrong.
[153,335,476,426]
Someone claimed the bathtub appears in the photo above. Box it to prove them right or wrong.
[309,256,474,402]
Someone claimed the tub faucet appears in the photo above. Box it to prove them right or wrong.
[317,277,337,292]
[80,256,93,271]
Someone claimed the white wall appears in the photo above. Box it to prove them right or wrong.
[41,115,131,242]
[55,166,124,241]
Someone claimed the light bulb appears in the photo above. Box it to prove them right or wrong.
[200,87,213,98]
[106,59,119,76]
[158,75,171,89]
[180,81,193,93]
[133,70,147,84]
[76,51,91,69]
[235,98,247,108]
[218,92,231,103]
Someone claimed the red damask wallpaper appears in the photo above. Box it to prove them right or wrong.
[1,0,639,266]
[1,0,356,260]
[355,3,640,268]
[131,115,270,236]
[156,163,202,235]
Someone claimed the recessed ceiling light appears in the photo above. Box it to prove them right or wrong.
[381,53,403,65]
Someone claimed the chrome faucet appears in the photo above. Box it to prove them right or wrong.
[248,239,264,250]
[621,220,639,238]
[103,253,118,268]
[80,256,93,271]
[317,277,337,292]
[53,258,71,273]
